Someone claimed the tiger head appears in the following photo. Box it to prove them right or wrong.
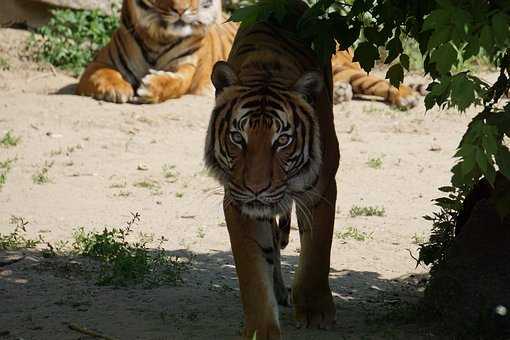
[204,61,324,219]
[127,0,219,39]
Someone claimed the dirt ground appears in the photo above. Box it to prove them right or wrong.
[0,28,485,339]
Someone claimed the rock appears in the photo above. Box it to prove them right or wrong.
[34,0,118,13]
[0,0,119,29]
[425,173,510,339]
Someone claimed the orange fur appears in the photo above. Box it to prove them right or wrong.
[332,49,419,107]
[77,0,419,107]
[76,0,236,103]
[205,2,339,337]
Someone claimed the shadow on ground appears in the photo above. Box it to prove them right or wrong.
[0,248,441,340]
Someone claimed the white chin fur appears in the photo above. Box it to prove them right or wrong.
[167,25,193,37]
[237,197,292,219]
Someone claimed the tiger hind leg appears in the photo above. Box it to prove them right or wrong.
[273,217,291,307]
[76,64,134,103]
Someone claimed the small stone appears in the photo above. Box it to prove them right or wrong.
[429,144,442,151]
[137,163,149,171]
[495,305,507,316]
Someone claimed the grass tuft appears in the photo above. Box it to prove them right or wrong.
[0,216,42,250]
[367,157,383,169]
[28,6,120,75]
[335,226,373,241]
[71,212,191,287]
[1,131,21,147]
[349,205,386,217]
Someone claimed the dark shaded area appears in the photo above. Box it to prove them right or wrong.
[54,83,77,95]
[0,247,438,339]
[425,173,510,339]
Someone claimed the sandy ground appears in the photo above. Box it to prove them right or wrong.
[0,28,483,339]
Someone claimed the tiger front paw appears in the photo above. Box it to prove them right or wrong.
[136,70,184,104]
[333,81,353,105]
[292,288,335,330]
[77,68,134,103]
[243,322,281,340]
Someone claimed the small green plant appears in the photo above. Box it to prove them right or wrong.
[418,186,465,271]
[0,56,10,71]
[0,216,42,250]
[50,148,63,156]
[32,161,54,184]
[1,131,21,147]
[367,157,383,169]
[335,226,373,241]
[175,192,184,198]
[29,6,120,75]
[349,205,386,217]
[72,213,190,286]
[162,164,178,182]
[197,226,205,239]
[412,232,426,245]
[0,158,16,190]
[114,190,131,197]
[110,181,127,189]
[134,179,160,190]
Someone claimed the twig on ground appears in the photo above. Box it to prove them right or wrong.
[67,323,118,340]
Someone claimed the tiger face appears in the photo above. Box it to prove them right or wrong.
[205,61,324,219]
[129,0,218,39]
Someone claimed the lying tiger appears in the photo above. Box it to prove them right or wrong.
[205,1,339,338]
[76,0,420,108]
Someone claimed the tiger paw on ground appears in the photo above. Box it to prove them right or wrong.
[292,289,336,330]
[136,70,184,104]
[242,322,281,340]
[77,68,134,103]
[333,81,353,104]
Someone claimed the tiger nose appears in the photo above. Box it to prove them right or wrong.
[174,7,186,15]
[245,180,271,195]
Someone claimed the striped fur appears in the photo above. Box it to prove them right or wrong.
[76,0,236,103]
[331,49,421,108]
[77,0,421,107]
[204,3,339,337]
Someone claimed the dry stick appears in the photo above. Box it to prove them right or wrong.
[26,72,54,83]
[67,323,118,340]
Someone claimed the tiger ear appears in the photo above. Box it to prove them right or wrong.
[211,61,238,95]
[293,71,323,104]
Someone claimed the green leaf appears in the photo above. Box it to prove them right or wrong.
[451,74,476,111]
[227,6,262,25]
[456,144,476,175]
[364,27,385,45]
[430,43,458,74]
[479,25,493,52]
[400,54,410,71]
[475,148,490,173]
[353,42,380,73]
[463,38,480,60]
[491,13,509,45]
[482,132,498,156]
[386,63,404,87]
[422,9,450,32]
[427,29,451,50]
[385,36,403,64]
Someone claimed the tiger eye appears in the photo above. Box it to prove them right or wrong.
[276,134,292,147]
[230,131,244,144]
